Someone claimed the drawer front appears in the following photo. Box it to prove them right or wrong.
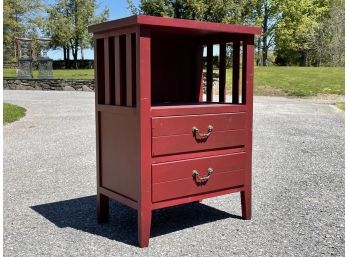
[152,112,247,156]
[152,112,246,137]
[152,152,246,202]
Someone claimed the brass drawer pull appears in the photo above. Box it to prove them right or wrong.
[192,168,213,183]
[192,125,213,138]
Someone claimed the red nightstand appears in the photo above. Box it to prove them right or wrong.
[89,15,261,247]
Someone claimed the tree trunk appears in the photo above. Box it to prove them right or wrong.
[63,47,67,68]
[73,44,78,69]
[256,37,262,66]
[299,50,307,67]
[262,4,268,66]
[73,1,79,69]
[81,47,84,60]
[67,48,70,69]
[63,47,66,61]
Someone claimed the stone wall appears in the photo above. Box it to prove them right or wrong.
[4,79,95,91]
[4,60,94,69]
[3,61,17,69]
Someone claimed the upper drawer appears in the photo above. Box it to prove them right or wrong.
[152,112,246,137]
[152,112,247,156]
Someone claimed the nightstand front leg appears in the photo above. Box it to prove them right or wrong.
[241,189,251,220]
[138,207,152,247]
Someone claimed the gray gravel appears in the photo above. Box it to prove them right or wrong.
[4,90,344,256]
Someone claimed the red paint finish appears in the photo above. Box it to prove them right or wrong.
[151,104,247,117]
[152,112,246,137]
[89,15,260,247]
[152,129,247,156]
[153,169,245,202]
[152,153,246,183]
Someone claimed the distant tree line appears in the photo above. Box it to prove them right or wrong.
[3,0,109,68]
[127,0,344,67]
[4,0,344,67]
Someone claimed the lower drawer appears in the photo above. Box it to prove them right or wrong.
[152,152,246,202]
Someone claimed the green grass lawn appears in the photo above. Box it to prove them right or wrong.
[223,66,344,97]
[4,66,344,97]
[335,102,345,111]
[4,68,94,79]
[253,67,344,96]
[3,103,26,124]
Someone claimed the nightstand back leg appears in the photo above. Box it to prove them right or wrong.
[97,193,109,223]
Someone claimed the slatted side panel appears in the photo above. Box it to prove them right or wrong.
[200,40,249,105]
[96,33,137,107]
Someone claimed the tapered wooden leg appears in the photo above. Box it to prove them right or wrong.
[241,189,251,220]
[97,193,109,223]
[138,207,152,248]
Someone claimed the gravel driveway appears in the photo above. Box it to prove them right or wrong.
[4,90,344,257]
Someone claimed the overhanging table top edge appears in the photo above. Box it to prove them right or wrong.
[88,15,262,35]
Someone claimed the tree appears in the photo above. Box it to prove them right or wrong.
[128,0,266,63]
[129,0,343,67]
[252,0,281,66]
[128,0,254,23]
[3,0,42,61]
[46,0,109,68]
[324,0,344,66]
[274,0,331,66]
[309,0,344,66]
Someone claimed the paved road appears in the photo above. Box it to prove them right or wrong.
[4,90,344,257]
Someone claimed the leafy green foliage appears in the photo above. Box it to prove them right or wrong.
[274,0,343,66]
[45,0,109,66]
[129,0,344,67]
[3,103,27,124]
[3,0,43,60]
[129,0,254,23]
[310,0,344,66]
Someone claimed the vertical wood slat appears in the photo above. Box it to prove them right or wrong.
[232,41,240,104]
[104,38,110,105]
[94,38,101,188]
[242,41,248,104]
[219,43,226,102]
[131,33,137,107]
[195,45,204,102]
[119,35,127,106]
[243,36,255,220]
[126,34,133,107]
[137,28,152,247]
[96,39,105,105]
[114,36,121,106]
[206,44,213,102]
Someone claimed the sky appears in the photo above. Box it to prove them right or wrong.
[48,0,140,60]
